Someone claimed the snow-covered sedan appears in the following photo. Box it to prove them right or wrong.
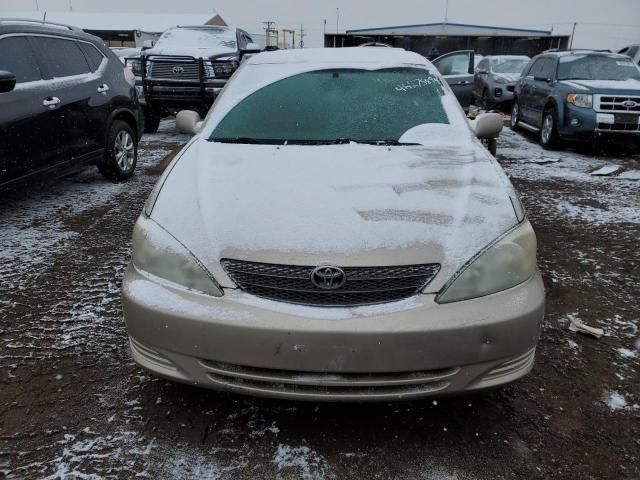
[122,48,545,401]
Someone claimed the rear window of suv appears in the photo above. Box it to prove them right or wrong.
[0,36,42,83]
[211,68,449,144]
[557,55,640,81]
[31,36,91,78]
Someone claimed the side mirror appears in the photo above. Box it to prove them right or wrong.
[533,75,551,83]
[176,110,202,135]
[473,112,503,139]
[141,40,155,51]
[476,68,488,75]
[0,71,16,93]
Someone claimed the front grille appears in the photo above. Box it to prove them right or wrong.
[595,95,640,113]
[199,359,456,400]
[147,58,202,81]
[221,259,440,307]
[597,122,640,132]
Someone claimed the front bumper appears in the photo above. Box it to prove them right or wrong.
[122,266,545,401]
[559,104,640,141]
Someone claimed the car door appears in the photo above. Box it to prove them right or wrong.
[432,50,475,110]
[473,57,491,100]
[518,58,545,124]
[30,35,96,166]
[0,35,59,185]
[77,41,114,155]
[529,58,557,127]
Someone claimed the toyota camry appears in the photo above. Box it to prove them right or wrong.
[122,48,545,401]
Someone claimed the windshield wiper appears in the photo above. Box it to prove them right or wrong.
[210,137,286,145]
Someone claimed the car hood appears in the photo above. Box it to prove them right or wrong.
[150,139,519,291]
[144,45,237,59]
[494,73,521,83]
[560,79,640,94]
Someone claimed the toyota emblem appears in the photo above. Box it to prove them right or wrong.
[311,264,346,290]
[172,66,184,75]
[622,100,638,108]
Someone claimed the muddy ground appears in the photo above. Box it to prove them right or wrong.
[0,122,638,479]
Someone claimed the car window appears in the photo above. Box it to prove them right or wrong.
[539,59,556,79]
[527,58,545,77]
[433,52,472,76]
[492,58,530,74]
[156,27,237,50]
[557,55,640,81]
[477,58,489,72]
[0,36,42,83]
[31,36,91,79]
[79,42,106,72]
[211,68,449,143]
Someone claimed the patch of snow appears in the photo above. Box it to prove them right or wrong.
[605,391,639,411]
[273,444,333,480]
[617,348,638,359]
[591,165,621,176]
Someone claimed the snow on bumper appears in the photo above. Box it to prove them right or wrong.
[122,265,545,401]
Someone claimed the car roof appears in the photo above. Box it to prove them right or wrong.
[246,47,429,67]
[544,50,626,59]
[0,18,101,43]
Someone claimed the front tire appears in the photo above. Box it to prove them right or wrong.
[143,108,161,134]
[98,120,138,181]
[540,107,559,150]
[510,100,521,130]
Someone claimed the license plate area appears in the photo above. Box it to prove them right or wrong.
[614,113,639,124]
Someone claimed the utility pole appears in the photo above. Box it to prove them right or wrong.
[35,0,39,11]
[444,0,449,24]
[263,21,275,47]
[336,8,340,34]
[299,24,306,48]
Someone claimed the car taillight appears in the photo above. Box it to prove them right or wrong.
[124,67,136,86]
[210,60,238,79]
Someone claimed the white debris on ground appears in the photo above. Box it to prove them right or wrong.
[605,392,640,412]
[590,165,621,176]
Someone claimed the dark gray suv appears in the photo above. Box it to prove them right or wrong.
[511,50,640,149]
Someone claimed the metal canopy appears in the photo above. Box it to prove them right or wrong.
[346,22,552,38]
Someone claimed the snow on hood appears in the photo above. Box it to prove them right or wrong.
[493,73,521,83]
[150,138,518,291]
[145,27,238,59]
[560,79,640,92]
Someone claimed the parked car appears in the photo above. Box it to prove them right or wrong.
[511,50,640,149]
[618,45,640,66]
[126,25,260,133]
[123,47,544,402]
[473,55,530,110]
[432,50,483,110]
[110,46,141,64]
[0,19,143,188]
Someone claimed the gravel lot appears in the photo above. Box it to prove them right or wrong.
[1,120,638,479]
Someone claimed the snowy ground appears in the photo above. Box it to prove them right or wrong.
[0,120,638,479]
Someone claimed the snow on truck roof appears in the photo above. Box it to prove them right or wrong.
[246,47,430,67]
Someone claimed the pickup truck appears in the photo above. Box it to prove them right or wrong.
[126,25,259,133]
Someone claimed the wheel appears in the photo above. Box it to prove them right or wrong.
[540,107,559,150]
[143,108,161,134]
[482,88,492,110]
[98,120,137,181]
[510,100,521,130]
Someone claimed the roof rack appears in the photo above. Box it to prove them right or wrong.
[543,48,613,54]
[0,17,83,32]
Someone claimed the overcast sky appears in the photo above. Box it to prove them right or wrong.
[1,0,639,49]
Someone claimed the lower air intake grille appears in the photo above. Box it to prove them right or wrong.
[221,259,440,307]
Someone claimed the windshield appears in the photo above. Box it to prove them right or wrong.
[557,55,640,81]
[492,58,529,74]
[210,68,449,144]
[156,27,237,50]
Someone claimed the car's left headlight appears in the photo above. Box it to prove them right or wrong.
[132,215,223,297]
[437,221,537,304]
[567,93,593,108]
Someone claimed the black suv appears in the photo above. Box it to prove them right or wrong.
[126,26,259,133]
[511,50,640,149]
[0,19,143,188]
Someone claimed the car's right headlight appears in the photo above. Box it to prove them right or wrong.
[437,221,537,304]
[132,215,223,297]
